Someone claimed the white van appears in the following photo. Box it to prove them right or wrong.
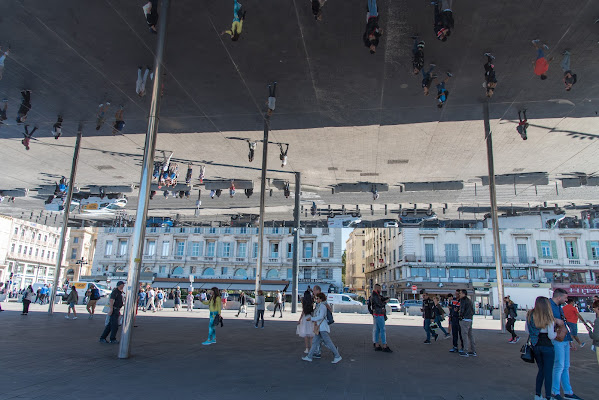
[70,282,111,304]
[326,293,362,305]
[327,215,361,228]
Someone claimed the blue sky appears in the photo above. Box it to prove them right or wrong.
[341,228,352,251]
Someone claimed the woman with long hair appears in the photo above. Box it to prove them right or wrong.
[201,287,221,345]
[21,285,35,315]
[65,285,79,319]
[297,291,315,353]
[302,293,342,364]
[525,296,556,400]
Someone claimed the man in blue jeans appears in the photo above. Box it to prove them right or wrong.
[369,284,392,352]
[550,288,584,400]
[421,290,438,344]
[99,281,125,344]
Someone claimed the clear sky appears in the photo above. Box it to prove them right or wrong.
[341,228,352,251]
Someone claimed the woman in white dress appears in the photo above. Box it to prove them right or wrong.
[297,291,315,353]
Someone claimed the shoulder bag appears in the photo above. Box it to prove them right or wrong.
[520,336,535,363]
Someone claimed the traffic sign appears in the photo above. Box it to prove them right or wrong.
[411,285,417,294]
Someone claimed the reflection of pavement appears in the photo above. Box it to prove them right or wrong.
[1,302,596,399]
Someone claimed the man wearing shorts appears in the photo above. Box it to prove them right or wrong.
[86,284,101,319]
[563,298,588,349]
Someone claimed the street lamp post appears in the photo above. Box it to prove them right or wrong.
[75,258,88,281]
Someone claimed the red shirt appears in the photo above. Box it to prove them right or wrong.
[562,304,578,323]
[534,58,549,76]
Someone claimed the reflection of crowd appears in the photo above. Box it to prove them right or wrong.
[44,176,68,205]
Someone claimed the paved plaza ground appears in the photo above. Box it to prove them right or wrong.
[1,302,597,400]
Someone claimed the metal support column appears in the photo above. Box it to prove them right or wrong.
[483,102,506,332]
[291,172,301,313]
[118,0,170,359]
[48,124,83,314]
[254,116,269,320]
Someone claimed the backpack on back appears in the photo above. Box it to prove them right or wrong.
[326,305,335,325]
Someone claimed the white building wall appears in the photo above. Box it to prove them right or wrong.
[92,226,344,292]
[0,216,67,289]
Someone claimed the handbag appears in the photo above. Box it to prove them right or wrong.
[520,337,535,363]
[102,303,111,313]
[555,318,569,342]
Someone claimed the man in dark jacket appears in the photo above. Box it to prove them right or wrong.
[448,292,463,353]
[458,289,476,357]
[364,0,383,54]
[369,284,392,352]
[99,281,125,344]
[421,290,437,343]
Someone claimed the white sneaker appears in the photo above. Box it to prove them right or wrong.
[73,317,77,320]
[65,316,70,319]
[331,356,342,364]
[304,349,309,354]
[302,356,312,362]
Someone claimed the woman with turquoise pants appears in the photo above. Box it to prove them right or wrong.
[201,287,222,345]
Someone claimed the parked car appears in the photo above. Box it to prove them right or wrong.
[383,221,399,228]
[400,299,423,312]
[388,298,400,312]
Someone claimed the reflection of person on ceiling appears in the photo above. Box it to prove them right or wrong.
[363,0,383,54]
[278,143,288,167]
[222,0,245,41]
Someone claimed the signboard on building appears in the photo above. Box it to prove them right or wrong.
[568,284,599,296]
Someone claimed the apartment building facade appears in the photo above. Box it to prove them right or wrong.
[345,229,367,297]
[91,226,343,293]
[0,214,67,290]
[361,225,599,309]
[64,227,98,281]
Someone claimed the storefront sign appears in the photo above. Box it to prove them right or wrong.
[488,282,551,289]
[568,284,599,295]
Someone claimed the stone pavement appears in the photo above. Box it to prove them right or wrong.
[0,302,597,400]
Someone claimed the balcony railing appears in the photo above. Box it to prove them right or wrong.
[405,255,536,265]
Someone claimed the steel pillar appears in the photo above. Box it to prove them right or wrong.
[254,115,269,319]
[483,102,506,332]
[48,124,83,314]
[118,0,170,358]
[291,172,301,313]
